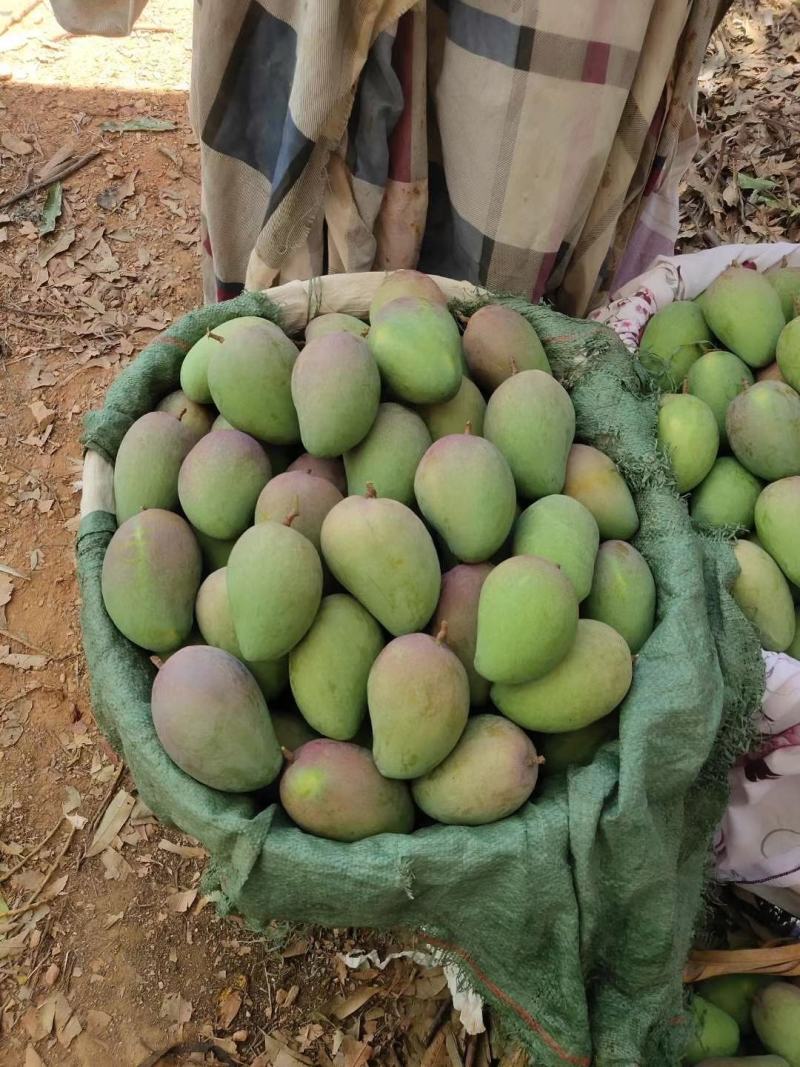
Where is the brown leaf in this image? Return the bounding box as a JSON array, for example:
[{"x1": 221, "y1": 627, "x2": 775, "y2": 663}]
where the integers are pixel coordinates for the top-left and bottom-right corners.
[
  {"x1": 87, "y1": 1009, "x2": 112, "y2": 1035},
  {"x1": 57, "y1": 1013, "x2": 83, "y2": 1048},
  {"x1": 24, "y1": 1046, "x2": 45, "y2": 1067},
  {"x1": 103, "y1": 911, "x2": 124, "y2": 930},
  {"x1": 2, "y1": 131, "x2": 32, "y2": 155},
  {"x1": 329, "y1": 987, "x2": 380, "y2": 1021},
  {"x1": 85, "y1": 789, "x2": 135, "y2": 857},
  {"x1": 36, "y1": 138, "x2": 77, "y2": 181},
  {"x1": 217, "y1": 988, "x2": 243, "y2": 1030},
  {"x1": 100, "y1": 847, "x2": 133, "y2": 881},
  {"x1": 96, "y1": 171, "x2": 136, "y2": 211},
  {"x1": 0, "y1": 647, "x2": 47, "y2": 670},
  {"x1": 160, "y1": 993, "x2": 192, "y2": 1025},
  {"x1": 29, "y1": 400, "x2": 55, "y2": 429},
  {"x1": 37, "y1": 229, "x2": 75, "y2": 267},
  {"x1": 0, "y1": 261, "x2": 21, "y2": 279},
  {"x1": 157, "y1": 838, "x2": 206, "y2": 860},
  {"x1": 166, "y1": 887, "x2": 197, "y2": 913}
]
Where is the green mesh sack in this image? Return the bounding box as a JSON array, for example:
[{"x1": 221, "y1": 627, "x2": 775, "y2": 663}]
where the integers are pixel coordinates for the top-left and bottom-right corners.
[{"x1": 77, "y1": 279, "x2": 763, "y2": 1066}]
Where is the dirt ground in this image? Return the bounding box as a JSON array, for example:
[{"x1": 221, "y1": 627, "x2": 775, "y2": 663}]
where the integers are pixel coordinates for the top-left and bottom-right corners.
[{"x1": 0, "y1": 1, "x2": 796, "y2": 1065}]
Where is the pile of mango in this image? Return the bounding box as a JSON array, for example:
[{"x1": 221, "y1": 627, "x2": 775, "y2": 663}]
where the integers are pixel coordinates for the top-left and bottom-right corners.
[
  {"x1": 686, "y1": 974, "x2": 800, "y2": 1065},
  {"x1": 641, "y1": 264, "x2": 800, "y2": 654},
  {"x1": 101, "y1": 269, "x2": 652, "y2": 842}
]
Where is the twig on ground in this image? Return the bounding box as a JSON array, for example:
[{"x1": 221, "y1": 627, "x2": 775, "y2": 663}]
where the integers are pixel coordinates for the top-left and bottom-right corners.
[
  {"x1": 2, "y1": 823, "x2": 77, "y2": 919},
  {"x1": 0, "y1": 628, "x2": 49, "y2": 654},
  {"x1": 0, "y1": 817, "x2": 64, "y2": 884},
  {"x1": 0, "y1": 148, "x2": 103, "y2": 211}
]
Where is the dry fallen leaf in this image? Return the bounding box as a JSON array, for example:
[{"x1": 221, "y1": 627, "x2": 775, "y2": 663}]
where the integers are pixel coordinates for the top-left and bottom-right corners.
[
  {"x1": 160, "y1": 992, "x2": 192, "y2": 1025},
  {"x1": 24, "y1": 1045, "x2": 45, "y2": 1067},
  {"x1": 166, "y1": 887, "x2": 197, "y2": 913},
  {"x1": 157, "y1": 838, "x2": 206, "y2": 860},
  {"x1": 103, "y1": 911, "x2": 124, "y2": 930},
  {"x1": 1, "y1": 131, "x2": 32, "y2": 155},
  {"x1": 217, "y1": 987, "x2": 243, "y2": 1030},
  {"x1": 329, "y1": 986, "x2": 380, "y2": 1021},
  {"x1": 37, "y1": 228, "x2": 75, "y2": 267},
  {"x1": 29, "y1": 400, "x2": 55, "y2": 429},
  {"x1": 0, "y1": 647, "x2": 47, "y2": 671},
  {"x1": 87, "y1": 1009, "x2": 112, "y2": 1035},
  {"x1": 62, "y1": 785, "x2": 82, "y2": 815},
  {"x1": 85, "y1": 789, "x2": 135, "y2": 858}
]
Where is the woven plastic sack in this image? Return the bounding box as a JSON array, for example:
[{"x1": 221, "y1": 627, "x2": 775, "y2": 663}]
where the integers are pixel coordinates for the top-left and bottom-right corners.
[{"x1": 77, "y1": 273, "x2": 763, "y2": 1066}]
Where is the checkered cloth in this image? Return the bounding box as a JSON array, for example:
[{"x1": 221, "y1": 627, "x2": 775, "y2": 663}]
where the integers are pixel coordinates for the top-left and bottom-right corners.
[{"x1": 51, "y1": 0, "x2": 729, "y2": 314}]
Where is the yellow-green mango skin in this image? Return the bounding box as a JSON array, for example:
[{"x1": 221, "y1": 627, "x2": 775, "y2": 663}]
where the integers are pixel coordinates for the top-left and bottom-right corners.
[
  {"x1": 180, "y1": 329, "x2": 224, "y2": 404},
  {"x1": 254, "y1": 471, "x2": 343, "y2": 552},
  {"x1": 755, "y1": 477, "x2": 800, "y2": 587},
  {"x1": 431, "y1": 563, "x2": 493, "y2": 706},
  {"x1": 752, "y1": 981, "x2": 800, "y2": 1067},
  {"x1": 732, "y1": 541, "x2": 795, "y2": 651},
  {"x1": 690, "y1": 458, "x2": 762, "y2": 532},
  {"x1": 698, "y1": 973, "x2": 772, "y2": 1035},
  {"x1": 727, "y1": 381, "x2": 800, "y2": 481},
  {"x1": 513, "y1": 494, "x2": 599, "y2": 601},
  {"x1": 417, "y1": 377, "x2": 486, "y2": 440},
  {"x1": 320, "y1": 494, "x2": 440, "y2": 636},
  {"x1": 194, "y1": 568, "x2": 288, "y2": 701},
  {"x1": 537, "y1": 715, "x2": 617, "y2": 776},
  {"x1": 687, "y1": 350, "x2": 754, "y2": 445},
  {"x1": 280, "y1": 739, "x2": 414, "y2": 841},
  {"x1": 305, "y1": 313, "x2": 369, "y2": 342},
  {"x1": 369, "y1": 269, "x2": 447, "y2": 319},
  {"x1": 270, "y1": 710, "x2": 319, "y2": 753},
  {"x1": 492, "y1": 619, "x2": 632, "y2": 732},
  {"x1": 102, "y1": 509, "x2": 201, "y2": 654},
  {"x1": 684, "y1": 996, "x2": 740, "y2": 1065},
  {"x1": 462, "y1": 304, "x2": 551, "y2": 392},
  {"x1": 767, "y1": 265, "x2": 800, "y2": 321},
  {"x1": 777, "y1": 318, "x2": 800, "y2": 392},
  {"x1": 368, "y1": 633, "x2": 469, "y2": 779},
  {"x1": 699, "y1": 266, "x2": 785, "y2": 368},
  {"x1": 789, "y1": 608, "x2": 800, "y2": 660},
  {"x1": 114, "y1": 411, "x2": 196, "y2": 525},
  {"x1": 291, "y1": 332, "x2": 380, "y2": 457},
  {"x1": 411, "y1": 715, "x2": 539, "y2": 825},
  {"x1": 368, "y1": 296, "x2": 462, "y2": 404},
  {"x1": 344, "y1": 402, "x2": 431, "y2": 505},
  {"x1": 414, "y1": 434, "x2": 516, "y2": 563},
  {"x1": 178, "y1": 429, "x2": 271, "y2": 540},
  {"x1": 227, "y1": 521, "x2": 323, "y2": 661},
  {"x1": 193, "y1": 528, "x2": 236, "y2": 573},
  {"x1": 152, "y1": 646, "x2": 283, "y2": 793},
  {"x1": 475, "y1": 555, "x2": 578, "y2": 685},
  {"x1": 289, "y1": 594, "x2": 384, "y2": 741},
  {"x1": 639, "y1": 300, "x2": 712, "y2": 389},
  {"x1": 156, "y1": 389, "x2": 215, "y2": 440},
  {"x1": 563, "y1": 444, "x2": 639, "y2": 540},
  {"x1": 207, "y1": 316, "x2": 300, "y2": 443},
  {"x1": 583, "y1": 540, "x2": 656, "y2": 653},
  {"x1": 658, "y1": 393, "x2": 719, "y2": 493},
  {"x1": 287, "y1": 453, "x2": 347, "y2": 495},
  {"x1": 484, "y1": 370, "x2": 575, "y2": 499}
]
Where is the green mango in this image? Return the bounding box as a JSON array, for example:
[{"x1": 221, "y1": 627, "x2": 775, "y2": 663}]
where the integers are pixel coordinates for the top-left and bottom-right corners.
[
  {"x1": 699, "y1": 266, "x2": 785, "y2": 367},
  {"x1": 755, "y1": 477, "x2": 800, "y2": 586},
  {"x1": 114, "y1": 411, "x2": 196, "y2": 524},
  {"x1": 369, "y1": 269, "x2": 447, "y2": 319},
  {"x1": 368, "y1": 630, "x2": 469, "y2": 779},
  {"x1": 788, "y1": 608, "x2": 800, "y2": 659},
  {"x1": 178, "y1": 429, "x2": 271, "y2": 540},
  {"x1": 291, "y1": 332, "x2": 380, "y2": 457},
  {"x1": 344, "y1": 402, "x2": 431, "y2": 505},
  {"x1": 777, "y1": 319, "x2": 800, "y2": 393},
  {"x1": 462, "y1": 304, "x2": 551, "y2": 392},
  {"x1": 752, "y1": 981, "x2": 800, "y2": 1067},
  {"x1": 583, "y1": 540, "x2": 656, "y2": 653},
  {"x1": 538, "y1": 715, "x2": 618, "y2": 775},
  {"x1": 759, "y1": 363, "x2": 787, "y2": 383},
  {"x1": 658, "y1": 393, "x2": 719, "y2": 492},
  {"x1": 212, "y1": 414, "x2": 235, "y2": 430},
  {"x1": 684, "y1": 996, "x2": 740, "y2": 1065},
  {"x1": 368, "y1": 296, "x2": 462, "y2": 403},
  {"x1": 484, "y1": 370, "x2": 575, "y2": 499},
  {"x1": 414, "y1": 432, "x2": 517, "y2": 563},
  {"x1": 727, "y1": 382, "x2": 800, "y2": 481},
  {"x1": 180, "y1": 327, "x2": 226, "y2": 403},
  {"x1": 431, "y1": 563, "x2": 493, "y2": 706},
  {"x1": 698, "y1": 973, "x2": 772, "y2": 1034},
  {"x1": 690, "y1": 458, "x2": 762, "y2": 532},
  {"x1": 193, "y1": 529, "x2": 236, "y2": 572},
  {"x1": 513, "y1": 494, "x2": 599, "y2": 601},
  {"x1": 417, "y1": 376, "x2": 486, "y2": 440},
  {"x1": 156, "y1": 389, "x2": 214, "y2": 440},
  {"x1": 287, "y1": 452, "x2": 347, "y2": 495},
  {"x1": 254, "y1": 470, "x2": 342, "y2": 551},
  {"x1": 412, "y1": 715, "x2": 540, "y2": 825},
  {"x1": 320, "y1": 490, "x2": 440, "y2": 636},
  {"x1": 639, "y1": 300, "x2": 712, "y2": 388},
  {"x1": 732, "y1": 540, "x2": 795, "y2": 651},
  {"x1": 474, "y1": 555, "x2": 578, "y2": 684},
  {"x1": 687, "y1": 350, "x2": 754, "y2": 445},
  {"x1": 563, "y1": 444, "x2": 639, "y2": 540},
  {"x1": 767, "y1": 264, "x2": 800, "y2": 321},
  {"x1": 289, "y1": 594, "x2": 384, "y2": 741},
  {"x1": 270, "y1": 709, "x2": 319, "y2": 753},
  {"x1": 305, "y1": 313, "x2": 369, "y2": 342},
  {"x1": 491, "y1": 619, "x2": 632, "y2": 732}
]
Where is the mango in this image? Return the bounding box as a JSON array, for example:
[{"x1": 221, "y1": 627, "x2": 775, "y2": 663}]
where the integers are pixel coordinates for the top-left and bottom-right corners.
[
  {"x1": 691, "y1": 458, "x2": 762, "y2": 532},
  {"x1": 291, "y1": 332, "x2": 380, "y2": 456},
  {"x1": 777, "y1": 319, "x2": 800, "y2": 393},
  {"x1": 305, "y1": 313, "x2": 369, "y2": 342},
  {"x1": 270, "y1": 709, "x2": 319, "y2": 753},
  {"x1": 369, "y1": 269, "x2": 447, "y2": 319},
  {"x1": 759, "y1": 363, "x2": 787, "y2": 383},
  {"x1": 767, "y1": 265, "x2": 800, "y2": 320},
  {"x1": 475, "y1": 556, "x2": 578, "y2": 684},
  {"x1": 538, "y1": 714, "x2": 617, "y2": 775},
  {"x1": 699, "y1": 266, "x2": 785, "y2": 367},
  {"x1": 732, "y1": 541, "x2": 795, "y2": 652},
  {"x1": 431, "y1": 563, "x2": 493, "y2": 706},
  {"x1": 206, "y1": 316, "x2": 300, "y2": 443},
  {"x1": 414, "y1": 432, "x2": 516, "y2": 563},
  {"x1": 287, "y1": 452, "x2": 347, "y2": 495},
  {"x1": 102, "y1": 509, "x2": 201, "y2": 653},
  {"x1": 156, "y1": 389, "x2": 214, "y2": 440},
  {"x1": 254, "y1": 470, "x2": 342, "y2": 551},
  {"x1": 752, "y1": 982, "x2": 800, "y2": 1066},
  {"x1": 512, "y1": 495, "x2": 599, "y2": 601},
  {"x1": 114, "y1": 411, "x2": 196, "y2": 524},
  {"x1": 227, "y1": 519, "x2": 323, "y2": 660},
  {"x1": 320, "y1": 489, "x2": 440, "y2": 635},
  {"x1": 492, "y1": 619, "x2": 632, "y2": 732},
  {"x1": 289, "y1": 594, "x2": 384, "y2": 740},
  {"x1": 583, "y1": 540, "x2": 656, "y2": 653},
  {"x1": 417, "y1": 376, "x2": 486, "y2": 440},
  {"x1": 178, "y1": 429, "x2": 271, "y2": 540},
  {"x1": 755, "y1": 478, "x2": 800, "y2": 586},
  {"x1": 563, "y1": 444, "x2": 639, "y2": 540},
  {"x1": 687, "y1": 350, "x2": 755, "y2": 445},
  {"x1": 152, "y1": 645, "x2": 282, "y2": 792},
  {"x1": 412, "y1": 714, "x2": 540, "y2": 825},
  {"x1": 180, "y1": 328, "x2": 225, "y2": 404},
  {"x1": 789, "y1": 609, "x2": 800, "y2": 660},
  {"x1": 344, "y1": 402, "x2": 431, "y2": 505},
  {"x1": 368, "y1": 628, "x2": 469, "y2": 779},
  {"x1": 684, "y1": 996, "x2": 740, "y2": 1065},
  {"x1": 368, "y1": 296, "x2": 462, "y2": 403},
  {"x1": 484, "y1": 370, "x2": 575, "y2": 499},
  {"x1": 212, "y1": 414, "x2": 234, "y2": 431},
  {"x1": 462, "y1": 304, "x2": 551, "y2": 392},
  {"x1": 699, "y1": 974, "x2": 772, "y2": 1034},
  {"x1": 193, "y1": 529, "x2": 236, "y2": 572},
  {"x1": 280, "y1": 739, "x2": 414, "y2": 841},
  {"x1": 639, "y1": 300, "x2": 712, "y2": 388},
  {"x1": 658, "y1": 393, "x2": 719, "y2": 492},
  {"x1": 727, "y1": 381, "x2": 800, "y2": 481}
]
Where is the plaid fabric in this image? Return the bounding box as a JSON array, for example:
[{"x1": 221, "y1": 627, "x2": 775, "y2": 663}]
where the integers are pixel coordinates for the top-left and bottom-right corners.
[{"x1": 50, "y1": 0, "x2": 728, "y2": 315}]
